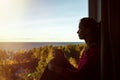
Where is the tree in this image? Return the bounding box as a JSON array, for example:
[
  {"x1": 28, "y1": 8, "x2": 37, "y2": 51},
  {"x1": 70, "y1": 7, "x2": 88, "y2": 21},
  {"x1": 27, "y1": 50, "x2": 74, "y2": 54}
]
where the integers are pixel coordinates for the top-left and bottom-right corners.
[{"x1": 0, "y1": 49, "x2": 7, "y2": 64}]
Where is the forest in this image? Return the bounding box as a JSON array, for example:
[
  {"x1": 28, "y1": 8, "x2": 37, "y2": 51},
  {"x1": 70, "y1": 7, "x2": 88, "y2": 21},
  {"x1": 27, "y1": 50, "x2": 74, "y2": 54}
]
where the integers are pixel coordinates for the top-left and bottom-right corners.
[{"x1": 0, "y1": 44, "x2": 85, "y2": 80}]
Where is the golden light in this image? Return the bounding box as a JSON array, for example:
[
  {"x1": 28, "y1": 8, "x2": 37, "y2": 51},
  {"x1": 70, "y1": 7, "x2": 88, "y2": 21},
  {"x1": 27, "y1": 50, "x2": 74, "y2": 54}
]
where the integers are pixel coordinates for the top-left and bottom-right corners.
[{"x1": 0, "y1": 0, "x2": 27, "y2": 42}]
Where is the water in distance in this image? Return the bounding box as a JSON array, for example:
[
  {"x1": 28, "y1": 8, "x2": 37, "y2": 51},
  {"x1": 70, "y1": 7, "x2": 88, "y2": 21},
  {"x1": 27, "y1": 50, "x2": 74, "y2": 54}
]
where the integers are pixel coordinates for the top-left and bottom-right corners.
[{"x1": 0, "y1": 42, "x2": 85, "y2": 51}]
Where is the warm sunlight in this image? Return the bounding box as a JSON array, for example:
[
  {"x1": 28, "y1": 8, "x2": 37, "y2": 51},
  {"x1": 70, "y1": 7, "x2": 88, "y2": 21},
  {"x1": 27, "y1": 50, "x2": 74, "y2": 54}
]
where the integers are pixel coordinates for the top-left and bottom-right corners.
[
  {"x1": 0, "y1": 0, "x2": 88, "y2": 42},
  {"x1": 0, "y1": 0, "x2": 27, "y2": 42},
  {"x1": 0, "y1": 1, "x2": 88, "y2": 79}
]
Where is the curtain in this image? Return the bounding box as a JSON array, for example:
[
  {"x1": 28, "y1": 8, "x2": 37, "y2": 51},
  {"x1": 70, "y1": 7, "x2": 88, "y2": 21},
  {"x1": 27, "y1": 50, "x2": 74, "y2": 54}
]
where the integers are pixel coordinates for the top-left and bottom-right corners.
[{"x1": 101, "y1": 0, "x2": 120, "y2": 80}]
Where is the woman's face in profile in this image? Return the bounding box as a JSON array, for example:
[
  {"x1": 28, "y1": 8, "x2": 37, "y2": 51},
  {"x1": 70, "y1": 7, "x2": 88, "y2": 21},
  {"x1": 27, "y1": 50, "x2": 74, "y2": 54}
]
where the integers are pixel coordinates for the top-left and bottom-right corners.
[{"x1": 77, "y1": 22, "x2": 88, "y2": 39}]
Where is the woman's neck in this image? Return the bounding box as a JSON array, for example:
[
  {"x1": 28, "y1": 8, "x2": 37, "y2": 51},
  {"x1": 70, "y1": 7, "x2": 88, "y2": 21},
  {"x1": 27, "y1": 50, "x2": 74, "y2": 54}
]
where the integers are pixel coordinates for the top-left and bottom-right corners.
[{"x1": 85, "y1": 39, "x2": 97, "y2": 48}]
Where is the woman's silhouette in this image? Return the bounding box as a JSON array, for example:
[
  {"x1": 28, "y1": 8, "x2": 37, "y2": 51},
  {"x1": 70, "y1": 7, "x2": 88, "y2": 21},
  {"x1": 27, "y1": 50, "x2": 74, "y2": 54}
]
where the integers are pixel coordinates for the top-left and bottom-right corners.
[{"x1": 40, "y1": 17, "x2": 101, "y2": 80}]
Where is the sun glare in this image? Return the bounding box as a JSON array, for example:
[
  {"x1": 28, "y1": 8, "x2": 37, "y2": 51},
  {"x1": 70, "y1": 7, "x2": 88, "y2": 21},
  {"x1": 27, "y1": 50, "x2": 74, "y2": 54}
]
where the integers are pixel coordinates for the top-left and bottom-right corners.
[
  {"x1": 0, "y1": 0, "x2": 27, "y2": 42},
  {"x1": 0, "y1": 0, "x2": 88, "y2": 42}
]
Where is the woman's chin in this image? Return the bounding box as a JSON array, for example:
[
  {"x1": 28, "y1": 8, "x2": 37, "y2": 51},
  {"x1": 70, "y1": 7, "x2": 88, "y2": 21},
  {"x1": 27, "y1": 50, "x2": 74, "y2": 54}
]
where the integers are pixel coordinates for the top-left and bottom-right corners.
[{"x1": 79, "y1": 37, "x2": 83, "y2": 39}]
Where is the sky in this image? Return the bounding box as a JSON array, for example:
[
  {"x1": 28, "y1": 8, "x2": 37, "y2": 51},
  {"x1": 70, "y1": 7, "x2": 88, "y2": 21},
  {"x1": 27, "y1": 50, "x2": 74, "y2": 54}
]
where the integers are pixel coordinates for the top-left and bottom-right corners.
[{"x1": 0, "y1": 0, "x2": 88, "y2": 42}]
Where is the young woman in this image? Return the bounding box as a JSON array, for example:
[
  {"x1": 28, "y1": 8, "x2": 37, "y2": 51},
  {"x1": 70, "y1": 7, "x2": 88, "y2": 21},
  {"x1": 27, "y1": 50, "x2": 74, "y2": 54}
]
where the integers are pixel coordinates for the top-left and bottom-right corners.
[{"x1": 41, "y1": 17, "x2": 101, "y2": 80}]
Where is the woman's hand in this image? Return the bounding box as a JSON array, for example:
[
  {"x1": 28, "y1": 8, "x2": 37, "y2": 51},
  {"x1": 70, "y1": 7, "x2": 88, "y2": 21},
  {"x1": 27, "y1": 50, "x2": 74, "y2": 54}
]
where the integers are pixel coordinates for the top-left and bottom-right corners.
[
  {"x1": 53, "y1": 48, "x2": 65, "y2": 58},
  {"x1": 52, "y1": 48, "x2": 68, "y2": 66}
]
